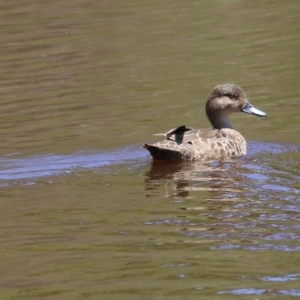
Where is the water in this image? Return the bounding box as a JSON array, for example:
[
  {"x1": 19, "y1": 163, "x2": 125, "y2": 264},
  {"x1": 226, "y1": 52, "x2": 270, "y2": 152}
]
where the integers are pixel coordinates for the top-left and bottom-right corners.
[{"x1": 0, "y1": 0, "x2": 300, "y2": 299}]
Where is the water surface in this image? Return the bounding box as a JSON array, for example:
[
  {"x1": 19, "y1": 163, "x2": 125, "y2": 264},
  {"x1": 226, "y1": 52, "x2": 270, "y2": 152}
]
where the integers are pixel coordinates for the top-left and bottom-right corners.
[{"x1": 0, "y1": 0, "x2": 300, "y2": 299}]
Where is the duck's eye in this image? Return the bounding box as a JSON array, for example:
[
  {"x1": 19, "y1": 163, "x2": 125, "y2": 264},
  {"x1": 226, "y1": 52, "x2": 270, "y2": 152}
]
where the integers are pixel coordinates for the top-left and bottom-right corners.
[{"x1": 226, "y1": 93, "x2": 236, "y2": 100}]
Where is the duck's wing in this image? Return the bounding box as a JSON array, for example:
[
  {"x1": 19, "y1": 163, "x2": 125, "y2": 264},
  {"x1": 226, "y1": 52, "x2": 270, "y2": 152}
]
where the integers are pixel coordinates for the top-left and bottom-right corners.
[
  {"x1": 153, "y1": 125, "x2": 194, "y2": 139},
  {"x1": 155, "y1": 125, "x2": 220, "y2": 144},
  {"x1": 167, "y1": 127, "x2": 222, "y2": 144}
]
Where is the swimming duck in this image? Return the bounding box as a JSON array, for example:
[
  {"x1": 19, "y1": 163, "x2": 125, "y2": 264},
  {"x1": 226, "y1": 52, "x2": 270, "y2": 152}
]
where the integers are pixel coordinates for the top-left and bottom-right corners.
[{"x1": 143, "y1": 84, "x2": 267, "y2": 161}]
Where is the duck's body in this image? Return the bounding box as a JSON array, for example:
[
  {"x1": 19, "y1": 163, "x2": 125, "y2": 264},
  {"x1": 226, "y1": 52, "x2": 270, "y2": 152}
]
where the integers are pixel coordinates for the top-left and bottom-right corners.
[
  {"x1": 144, "y1": 84, "x2": 267, "y2": 161},
  {"x1": 144, "y1": 125, "x2": 247, "y2": 161}
]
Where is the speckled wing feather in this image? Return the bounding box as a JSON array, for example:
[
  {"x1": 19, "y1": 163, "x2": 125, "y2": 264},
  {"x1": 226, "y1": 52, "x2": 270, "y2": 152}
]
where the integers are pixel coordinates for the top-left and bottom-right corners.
[{"x1": 144, "y1": 125, "x2": 247, "y2": 161}]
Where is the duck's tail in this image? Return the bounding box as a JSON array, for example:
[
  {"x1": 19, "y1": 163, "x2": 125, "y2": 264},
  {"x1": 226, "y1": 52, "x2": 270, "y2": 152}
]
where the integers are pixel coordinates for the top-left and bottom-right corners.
[{"x1": 143, "y1": 143, "x2": 183, "y2": 161}]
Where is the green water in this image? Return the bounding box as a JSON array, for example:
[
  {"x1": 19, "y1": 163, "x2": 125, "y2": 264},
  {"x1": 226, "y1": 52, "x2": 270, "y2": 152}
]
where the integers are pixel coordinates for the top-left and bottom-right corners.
[{"x1": 0, "y1": 0, "x2": 300, "y2": 299}]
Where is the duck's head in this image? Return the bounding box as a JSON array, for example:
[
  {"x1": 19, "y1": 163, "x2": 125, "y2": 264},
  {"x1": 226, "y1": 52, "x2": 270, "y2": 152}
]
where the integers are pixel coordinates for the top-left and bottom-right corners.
[{"x1": 205, "y1": 84, "x2": 267, "y2": 129}]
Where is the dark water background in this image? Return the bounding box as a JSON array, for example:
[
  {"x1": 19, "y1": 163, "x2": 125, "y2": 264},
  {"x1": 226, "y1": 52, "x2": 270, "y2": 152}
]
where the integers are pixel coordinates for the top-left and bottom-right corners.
[{"x1": 0, "y1": 0, "x2": 300, "y2": 299}]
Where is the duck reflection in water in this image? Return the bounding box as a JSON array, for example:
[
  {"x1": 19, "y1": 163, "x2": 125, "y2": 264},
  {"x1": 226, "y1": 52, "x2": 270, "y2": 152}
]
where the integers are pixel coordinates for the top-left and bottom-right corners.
[{"x1": 144, "y1": 158, "x2": 247, "y2": 200}]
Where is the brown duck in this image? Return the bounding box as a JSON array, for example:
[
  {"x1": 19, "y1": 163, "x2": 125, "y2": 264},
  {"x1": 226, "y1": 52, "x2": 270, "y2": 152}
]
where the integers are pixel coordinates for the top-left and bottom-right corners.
[{"x1": 143, "y1": 84, "x2": 267, "y2": 161}]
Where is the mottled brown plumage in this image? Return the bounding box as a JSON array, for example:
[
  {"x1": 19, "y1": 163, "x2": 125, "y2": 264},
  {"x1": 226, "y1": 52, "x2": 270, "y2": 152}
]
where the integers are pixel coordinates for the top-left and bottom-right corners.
[{"x1": 144, "y1": 84, "x2": 267, "y2": 161}]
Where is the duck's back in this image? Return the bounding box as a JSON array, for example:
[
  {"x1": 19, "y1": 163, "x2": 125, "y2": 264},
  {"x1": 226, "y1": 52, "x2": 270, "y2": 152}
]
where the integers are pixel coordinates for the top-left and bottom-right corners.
[{"x1": 143, "y1": 125, "x2": 246, "y2": 161}]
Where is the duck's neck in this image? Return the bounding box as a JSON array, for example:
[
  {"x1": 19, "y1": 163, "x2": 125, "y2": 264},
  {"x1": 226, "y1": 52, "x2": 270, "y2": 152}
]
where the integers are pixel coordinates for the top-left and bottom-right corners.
[{"x1": 207, "y1": 113, "x2": 233, "y2": 130}]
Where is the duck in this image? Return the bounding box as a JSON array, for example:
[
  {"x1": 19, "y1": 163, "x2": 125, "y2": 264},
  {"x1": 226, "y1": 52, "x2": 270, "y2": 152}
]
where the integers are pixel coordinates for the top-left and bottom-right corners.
[{"x1": 143, "y1": 84, "x2": 267, "y2": 161}]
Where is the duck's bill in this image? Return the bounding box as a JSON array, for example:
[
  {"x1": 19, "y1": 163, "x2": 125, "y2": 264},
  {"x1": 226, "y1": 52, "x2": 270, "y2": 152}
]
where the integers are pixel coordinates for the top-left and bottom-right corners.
[{"x1": 242, "y1": 102, "x2": 267, "y2": 117}]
